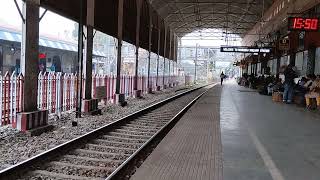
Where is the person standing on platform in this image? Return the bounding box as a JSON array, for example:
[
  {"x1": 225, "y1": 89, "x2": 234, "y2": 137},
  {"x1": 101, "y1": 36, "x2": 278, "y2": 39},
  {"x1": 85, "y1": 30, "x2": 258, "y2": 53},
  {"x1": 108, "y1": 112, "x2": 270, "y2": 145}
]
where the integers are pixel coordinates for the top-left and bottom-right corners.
[
  {"x1": 220, "y1": 72, "x2": 225, "y2": 85},
  {"x1": 283, "y1": 64, "x2": 297, "y2": 104}
]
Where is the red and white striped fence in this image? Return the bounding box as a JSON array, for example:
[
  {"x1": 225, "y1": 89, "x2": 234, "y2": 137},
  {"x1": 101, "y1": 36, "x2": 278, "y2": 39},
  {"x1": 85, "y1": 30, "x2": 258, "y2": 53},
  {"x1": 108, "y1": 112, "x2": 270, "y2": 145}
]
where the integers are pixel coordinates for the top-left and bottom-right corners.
[
  {"x1": 0, "y1": 72, "x2": 23, "y2": 126},
  {"x1": 0, "y1": 72, "x2": 181, "y2": 126},
  {"x1": 37, "y1": 72, "x2": 78, "y2": 114}
]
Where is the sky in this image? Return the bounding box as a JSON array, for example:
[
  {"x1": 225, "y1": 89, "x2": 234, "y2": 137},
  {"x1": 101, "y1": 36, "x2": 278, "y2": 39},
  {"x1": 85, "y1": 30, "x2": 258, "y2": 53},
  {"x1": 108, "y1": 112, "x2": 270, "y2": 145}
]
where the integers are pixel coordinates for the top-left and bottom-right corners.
[
  {"x1": 181, "y1": 29, "x2": 242, "y2": 65},
  {"x1": 0, "y1": 0, "x2": 76, "y2": 41}
]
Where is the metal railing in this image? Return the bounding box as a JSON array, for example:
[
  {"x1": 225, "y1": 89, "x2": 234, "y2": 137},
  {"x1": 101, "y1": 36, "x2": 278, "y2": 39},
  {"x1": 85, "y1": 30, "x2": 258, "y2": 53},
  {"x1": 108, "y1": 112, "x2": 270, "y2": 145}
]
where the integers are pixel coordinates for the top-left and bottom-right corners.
[{"x1": 0, "y1": 72, "x2": 182, "y2": 126}]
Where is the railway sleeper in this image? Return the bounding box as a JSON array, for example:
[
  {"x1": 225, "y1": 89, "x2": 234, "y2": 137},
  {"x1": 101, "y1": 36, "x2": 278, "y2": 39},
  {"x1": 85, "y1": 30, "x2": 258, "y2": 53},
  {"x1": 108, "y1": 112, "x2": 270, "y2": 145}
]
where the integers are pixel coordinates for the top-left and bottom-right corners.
[
  {"x1": 125, "y1": 123, "x2": 161, "y2": 130},
  {"x1": 127, "y1": 122, "x2": 164, "y2": 129},
  {"x1": 93, "y1": 139, "x2": 142, "y2": 148},
  {"x1": 128, "y1": 121, "x2": 166, "y2": 127},
  {"x1": 140, "y1": 111, "x2": 175, "y2": 117},
  {"x1": 114, "y1": 128, "x2": 155, "y2": 136},
  {"x1": 138, "y1": 114, "x2": 174, "y2": 119},
  {"x1": 59, "y1": 155, "x2": 122, "y2": 168},
  {"x1": 108, "y1": 132, "x2": 151, "y2": 140},
  {"x1": 100, "y1": 135, "x2": 147, "y2": 144},
  {"x1": 45, "y1": 161, "x2": 114, "y2": 178},
  {"x1": 119, "y1": 126, "x2": 158, "y2": 133},
  {"x1": 134, "y1": 118, "x2": 170, "y2": 123},
  {"x1": 30, "y1": 170, "x2": 104, "y2": 180},
  {"x1": 71, "y1": 149, "x2": 129, "y2": 161},
  {"x1": 85, "y1": 144, "x2": 136, "y2": 154}
]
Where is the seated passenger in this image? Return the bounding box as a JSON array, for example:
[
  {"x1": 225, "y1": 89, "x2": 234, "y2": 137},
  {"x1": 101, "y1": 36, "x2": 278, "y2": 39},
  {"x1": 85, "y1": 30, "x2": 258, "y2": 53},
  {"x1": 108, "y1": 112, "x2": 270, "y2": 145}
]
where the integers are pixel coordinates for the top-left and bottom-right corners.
[
  {"x1": 267, "y1": 77, "x2": 282, "y2": 95},
  {"x1": 304, "y1": 74, "x2": 316, "y2": 89},
  {"x1": 258, "y1": 75, "x2": 269, "y2": 95},
  {"x1": 240, "y1": 76, "x2": 248, "y2": 86},
  {"x1": 248, "y1": 75, "x2": 257, "y2": 89},
  {"x1": 298, "y1": 77, "x2": 307, "y2": 86},
  {"x1": 296, "y1": 76, "x2": 313, "y2": 93},
  {"x1": 294, "y1": 77, "x2": 310, "y2": 105},
  {"x1": 305, "y1": 75, "x2": 320, "y2": 109}
]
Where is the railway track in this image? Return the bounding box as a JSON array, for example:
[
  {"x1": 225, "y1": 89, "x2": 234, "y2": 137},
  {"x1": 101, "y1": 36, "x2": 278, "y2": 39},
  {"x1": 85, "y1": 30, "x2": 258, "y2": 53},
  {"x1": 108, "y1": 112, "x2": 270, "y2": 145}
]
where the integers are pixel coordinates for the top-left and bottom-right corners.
[{"x1": 0, "y1": 84, "x2": 214, "y2": 180}]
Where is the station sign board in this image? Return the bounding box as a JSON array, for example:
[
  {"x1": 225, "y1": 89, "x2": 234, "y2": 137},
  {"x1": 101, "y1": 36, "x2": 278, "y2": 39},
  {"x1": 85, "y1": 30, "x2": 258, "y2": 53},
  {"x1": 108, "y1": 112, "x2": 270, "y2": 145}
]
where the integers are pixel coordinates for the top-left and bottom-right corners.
[
  {"x1": 279, "y1": 38, "x2": 290, "y2": 50},
  {"x1": 220, "y1": 46, "x2": 271, "y2": 53},
  {"x1": 96, "y1": 86, "x2": 107, "y2": 99},
  {"x1": 288, "y1": 17, "x2": 319, "y2": 31}
]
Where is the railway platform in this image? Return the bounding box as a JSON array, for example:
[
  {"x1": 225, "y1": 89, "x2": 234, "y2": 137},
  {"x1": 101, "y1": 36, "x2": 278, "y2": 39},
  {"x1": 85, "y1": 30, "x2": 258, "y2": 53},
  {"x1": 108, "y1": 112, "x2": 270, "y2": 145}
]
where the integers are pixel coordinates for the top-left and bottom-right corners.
[
  {"x1": 131, "y1": 80, "x2": 320, "y2": 180},
  {"x1": 130, "y1": 85, "x2": 223, "y2": 180}
]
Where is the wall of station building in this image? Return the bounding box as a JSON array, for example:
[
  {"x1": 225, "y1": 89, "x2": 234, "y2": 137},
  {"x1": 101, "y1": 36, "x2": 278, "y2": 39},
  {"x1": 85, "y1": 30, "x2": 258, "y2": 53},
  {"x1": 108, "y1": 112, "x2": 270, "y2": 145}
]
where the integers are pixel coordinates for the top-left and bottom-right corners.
[
  {"x1": 242, "y1": 0, "x2": 319, "y2": 46},
  {"x1": 0, "y1": 41, "x2": 78, "y2": 74},
  {"x1": 244, "y1": 49, "x2": 320, "y2": 77},
  {"x1": 242, "y1": 2, "x2": 320, "y2": 77},
  {"x1": 0, "y1": 37, "x2": 171, "y2": 77},
  {"x1": 244, "y1": 50, "x2": 320, "y2": 77}
]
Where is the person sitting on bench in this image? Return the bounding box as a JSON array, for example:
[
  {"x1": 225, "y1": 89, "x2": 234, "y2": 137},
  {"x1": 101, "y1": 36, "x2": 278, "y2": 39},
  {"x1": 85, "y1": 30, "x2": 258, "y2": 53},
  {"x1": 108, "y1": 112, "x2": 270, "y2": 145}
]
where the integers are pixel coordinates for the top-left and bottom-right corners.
[
  {"x1": 267, "y1": 76, "x2": 282, "y2": 95},
  {"x1": 305, "y1": 75, "x2": 320, "y2": 109}
]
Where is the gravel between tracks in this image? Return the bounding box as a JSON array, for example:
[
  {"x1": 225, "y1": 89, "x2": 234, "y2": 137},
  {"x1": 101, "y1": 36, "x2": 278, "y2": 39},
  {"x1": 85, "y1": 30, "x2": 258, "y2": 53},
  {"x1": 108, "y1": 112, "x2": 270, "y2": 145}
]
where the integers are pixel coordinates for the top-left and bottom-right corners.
[
  {"x1": 18, "y1": 84, "x2": 213, "y2": 180},
  {"x1": 0, "y1": 85, "x2": 201, "y2": 171}
]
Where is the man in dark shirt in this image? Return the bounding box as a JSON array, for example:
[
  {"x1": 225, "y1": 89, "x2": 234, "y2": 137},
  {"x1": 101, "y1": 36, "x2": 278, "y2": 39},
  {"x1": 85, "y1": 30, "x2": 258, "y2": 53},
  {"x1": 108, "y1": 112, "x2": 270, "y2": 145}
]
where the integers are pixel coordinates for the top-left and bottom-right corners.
[
  {"x1": 220, "y1": 72, "x2": 225, "y2": 85},
  {"x1": 283, "y1": 64, "x2": 297, "y2": 103}
]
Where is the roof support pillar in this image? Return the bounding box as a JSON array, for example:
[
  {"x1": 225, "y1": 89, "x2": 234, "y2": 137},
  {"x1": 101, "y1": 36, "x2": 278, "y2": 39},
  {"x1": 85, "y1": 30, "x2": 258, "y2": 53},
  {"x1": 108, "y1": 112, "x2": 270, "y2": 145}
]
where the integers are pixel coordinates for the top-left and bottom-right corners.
[
  {"x1": 172, "y1": 35, "x2": 175, "y2": 85},
  {"x1": 175, "y1": 35, "x2": 178, "y2": 61},
  {"x1": 83, "y1": 27, "x2": 94, "y2": 100},
  {"x1": 276, "y1": 32, "x2": 281, "y2": 75},
  {"x1": 83, "y1": 0, "x2": 94, "y2": 101},
  {"x1": 156, "y1": 21, "x2": 161, "y2": 90},
  {"x1": 115, "y1": 0, "x2": 125, "y2": 105},
  {"x1": 289, "y1": 53, "x2": 295, "y2": 66},
  {"x1": 76, "y1": 0, "x2": 84, "y2": 117},
  {"x1": 173, "y1": 35, "x2": 176, "y2": 62},
  {"x1": 307, "y1": 46, "x2": 316, "y2": 75},
  {"x1": 254, "y1": 63, "x2": 258, "y2": 76},
  {"x1": 81, "y1": 0, "x2": 100, "y2": 114},
  {"x1": 15, "y1": 0, "x2": 49, "y2": 132},
  {"x1": 147, "y1": 4, "x2": 153, "y2": 93},
  {"x1": 163, "y1": 26, "x2": 167, "y2": 89},
  {"x1": 261, "y1": 57, "x2": 267, "y2": 74},
  {"x1": 133, "y1": 0, "x2": 142, "y2": 98},
  {"x1": 168, "y1": 30, "x2": 172, "y2": 87},
  {"x1": 175, "y1": 35, "x2": 178, "y2": 81},
  {"x1": 20, "y1": 0, "x2": 40, "y2": 112}
]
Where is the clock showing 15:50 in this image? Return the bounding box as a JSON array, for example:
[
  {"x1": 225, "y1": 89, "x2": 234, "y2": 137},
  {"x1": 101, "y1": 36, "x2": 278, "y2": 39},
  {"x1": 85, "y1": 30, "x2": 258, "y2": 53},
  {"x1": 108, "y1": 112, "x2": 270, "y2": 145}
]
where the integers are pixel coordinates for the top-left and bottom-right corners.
[{"x1": 288, "y1": 17, "x2": 319, "y2": 31}]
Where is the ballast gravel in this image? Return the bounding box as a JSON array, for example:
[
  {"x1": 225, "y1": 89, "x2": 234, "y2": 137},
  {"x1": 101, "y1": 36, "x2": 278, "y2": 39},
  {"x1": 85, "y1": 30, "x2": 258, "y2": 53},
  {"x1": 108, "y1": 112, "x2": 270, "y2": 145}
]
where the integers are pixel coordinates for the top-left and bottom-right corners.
[{"x1": 0, "y1": 85, "x2": 197, "y2": 171}]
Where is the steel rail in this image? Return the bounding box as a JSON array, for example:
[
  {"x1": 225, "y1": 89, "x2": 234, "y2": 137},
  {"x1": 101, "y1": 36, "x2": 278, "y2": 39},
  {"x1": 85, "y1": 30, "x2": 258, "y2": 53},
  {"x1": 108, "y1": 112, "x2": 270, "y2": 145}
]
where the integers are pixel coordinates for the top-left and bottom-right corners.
[
  {"x1": 0, "y1": 83, "x2": 214, "y2": 179},
  {"x1": 106, "y1": 84, "x2": 215, "y2": 180}
]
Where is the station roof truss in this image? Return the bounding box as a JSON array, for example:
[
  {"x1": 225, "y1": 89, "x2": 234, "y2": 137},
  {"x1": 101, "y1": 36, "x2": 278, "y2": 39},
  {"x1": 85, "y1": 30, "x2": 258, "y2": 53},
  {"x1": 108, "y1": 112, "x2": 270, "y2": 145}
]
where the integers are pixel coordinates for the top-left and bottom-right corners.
[
  {"x1": 150, "y1": 0, "x2": 273, "y2": 38},
  {"x1": 38, "y1": 0, "x2": 274, "y2": 60}
]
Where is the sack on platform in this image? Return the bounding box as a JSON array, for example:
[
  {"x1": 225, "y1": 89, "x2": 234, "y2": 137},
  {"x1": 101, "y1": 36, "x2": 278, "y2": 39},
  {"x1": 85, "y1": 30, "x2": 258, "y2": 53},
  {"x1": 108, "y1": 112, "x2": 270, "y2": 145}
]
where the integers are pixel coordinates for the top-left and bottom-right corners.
[{"x1": 272, "y1": 92, "x2": 283, "y2": 102}]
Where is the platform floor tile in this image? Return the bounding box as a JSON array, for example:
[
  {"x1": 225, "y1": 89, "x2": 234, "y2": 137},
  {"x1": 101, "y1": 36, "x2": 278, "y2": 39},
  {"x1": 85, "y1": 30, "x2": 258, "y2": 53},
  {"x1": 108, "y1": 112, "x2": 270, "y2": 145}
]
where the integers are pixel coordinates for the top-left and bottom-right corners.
[{"x1": 130, "y1": 87, "x2": 223, "y2": 180}]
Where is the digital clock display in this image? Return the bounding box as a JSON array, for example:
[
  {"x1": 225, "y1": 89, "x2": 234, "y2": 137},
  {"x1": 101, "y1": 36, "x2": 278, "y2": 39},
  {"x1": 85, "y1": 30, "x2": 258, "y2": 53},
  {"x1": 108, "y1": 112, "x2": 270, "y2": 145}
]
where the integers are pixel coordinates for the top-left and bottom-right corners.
[{"x1": 288, "y1": 17, "x2": 319, "y2": 31}]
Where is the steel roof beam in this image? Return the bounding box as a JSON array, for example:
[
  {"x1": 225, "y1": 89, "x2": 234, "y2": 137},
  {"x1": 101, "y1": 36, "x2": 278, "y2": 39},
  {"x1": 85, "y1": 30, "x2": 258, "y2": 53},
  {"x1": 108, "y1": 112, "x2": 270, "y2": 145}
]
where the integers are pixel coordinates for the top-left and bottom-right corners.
[
  {"x1": 165, "y1": 1, "x2": 259, "y2": 5},
  {"x1": 161, "y1": 0, "x2": 194, "y2": 33},
  {"x1": 172, "y1": 14, "x2": 251, "y2": 32},
  {"x1": 163, "y1": 3, "x2": 258, "y2": 20},
  {"x1": 167, "y1": 12, "x2": 257, "y2": 15},
  {"x1": 167, "y1": 20, "x2": 260, "y2": 23},
  {"x1": 175, "y1": 26, "x2": 249, "y2": 30}
]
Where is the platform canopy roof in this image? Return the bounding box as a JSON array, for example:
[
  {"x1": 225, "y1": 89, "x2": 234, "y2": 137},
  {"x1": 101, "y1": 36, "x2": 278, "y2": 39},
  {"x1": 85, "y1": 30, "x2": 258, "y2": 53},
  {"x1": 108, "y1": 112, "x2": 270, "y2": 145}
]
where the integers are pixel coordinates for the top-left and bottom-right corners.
[
  {"x1": 38, "y1": 0, "x2": 273, "y2": 59},
  {"x1": 150, "y1": 0, "x2": 273, "y2": 37}
]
